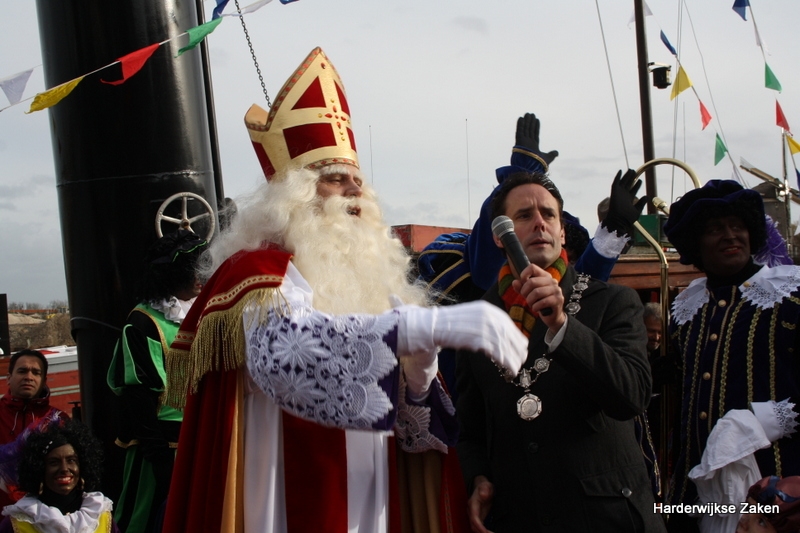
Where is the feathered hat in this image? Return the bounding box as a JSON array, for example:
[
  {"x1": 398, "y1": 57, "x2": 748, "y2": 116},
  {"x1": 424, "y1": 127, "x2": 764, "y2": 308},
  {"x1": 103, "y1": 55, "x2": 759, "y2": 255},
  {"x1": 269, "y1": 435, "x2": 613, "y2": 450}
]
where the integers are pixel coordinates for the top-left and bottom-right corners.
[{"x1": 244, "y1": 47, "x2": 359, "y2": 180}]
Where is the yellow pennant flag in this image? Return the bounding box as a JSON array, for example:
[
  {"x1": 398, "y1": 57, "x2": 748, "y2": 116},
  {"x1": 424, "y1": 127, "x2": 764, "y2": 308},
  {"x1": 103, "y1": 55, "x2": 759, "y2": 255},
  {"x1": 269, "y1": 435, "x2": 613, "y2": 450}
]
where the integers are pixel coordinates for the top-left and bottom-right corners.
[
  {"x1": 670, "y1": 66, "x2": 693, "y2": 100},
  {"x1": 788, "y1": 134, "x2": 800, "y2": 155},
  {"x1": 26, "y1": 76, "x2": 84, "y2": 113}
]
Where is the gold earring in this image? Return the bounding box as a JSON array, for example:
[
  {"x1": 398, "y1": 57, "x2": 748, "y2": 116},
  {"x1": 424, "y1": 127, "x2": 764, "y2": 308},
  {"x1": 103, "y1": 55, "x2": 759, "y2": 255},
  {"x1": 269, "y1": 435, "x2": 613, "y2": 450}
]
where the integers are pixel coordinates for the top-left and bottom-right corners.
[{"x1": 38, "y1": 482, "x2": 43, "y2": 496}]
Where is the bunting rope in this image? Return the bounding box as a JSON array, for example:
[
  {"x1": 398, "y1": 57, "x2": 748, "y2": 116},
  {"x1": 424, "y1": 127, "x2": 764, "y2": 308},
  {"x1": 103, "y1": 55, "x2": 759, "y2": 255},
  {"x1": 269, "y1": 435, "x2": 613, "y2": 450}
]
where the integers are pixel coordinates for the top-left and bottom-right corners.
[
  {"x1": 0, "y1": 0, "x2": 294, "y2": 114},
  {"x1": 626, "y1": 1, "x2": 794, "y2": 193}
]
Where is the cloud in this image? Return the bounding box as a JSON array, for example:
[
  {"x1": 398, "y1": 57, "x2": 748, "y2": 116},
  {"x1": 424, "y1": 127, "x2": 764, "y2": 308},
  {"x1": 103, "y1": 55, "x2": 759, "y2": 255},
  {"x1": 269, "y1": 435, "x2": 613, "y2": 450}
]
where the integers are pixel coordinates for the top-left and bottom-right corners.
[
  {"x1": 452, "y1": 16, "x2": 489, "y2": 35},
  {"x1": 0, "y1": 219, "x2": 67, "y2": 304},
  {"x1": 0, "y1": 175, "x2": 54, "y2": 211}
]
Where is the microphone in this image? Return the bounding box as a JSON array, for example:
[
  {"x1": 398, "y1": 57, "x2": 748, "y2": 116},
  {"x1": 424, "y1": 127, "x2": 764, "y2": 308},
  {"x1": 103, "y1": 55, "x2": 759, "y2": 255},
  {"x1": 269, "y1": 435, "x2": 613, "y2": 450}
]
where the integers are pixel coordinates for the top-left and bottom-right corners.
[{"x1": 491, "y1": 215, "x2": 552, "y2": 316}]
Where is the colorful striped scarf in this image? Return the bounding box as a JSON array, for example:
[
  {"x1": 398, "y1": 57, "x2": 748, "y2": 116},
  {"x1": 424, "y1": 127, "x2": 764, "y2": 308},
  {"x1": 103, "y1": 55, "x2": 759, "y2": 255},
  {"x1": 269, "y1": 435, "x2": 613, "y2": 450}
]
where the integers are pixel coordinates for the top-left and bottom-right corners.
[{"x1": 498, "y1": 248, "x2": 568, "y2": 337}]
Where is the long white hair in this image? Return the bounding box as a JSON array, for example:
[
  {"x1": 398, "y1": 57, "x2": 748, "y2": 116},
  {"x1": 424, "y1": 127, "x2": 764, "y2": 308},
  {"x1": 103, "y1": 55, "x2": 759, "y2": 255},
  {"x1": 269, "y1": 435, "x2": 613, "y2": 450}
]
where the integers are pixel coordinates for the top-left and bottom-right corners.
[{"x1": 199, "y1": 165, "x2": 429, "y2": 313}]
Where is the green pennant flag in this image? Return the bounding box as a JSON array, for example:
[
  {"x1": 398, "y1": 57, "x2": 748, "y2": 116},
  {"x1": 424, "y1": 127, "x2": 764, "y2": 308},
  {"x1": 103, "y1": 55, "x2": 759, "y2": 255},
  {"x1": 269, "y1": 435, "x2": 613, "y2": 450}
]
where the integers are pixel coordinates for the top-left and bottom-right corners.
[
  {"x1": 714, "y1": 133, "x2": 728, "y2": 165},
  {"x1": 177, "y1": 18, "x2": 223, "y2": 57},
  {"x1": 765, "y1": 63, "x2": 782, "y2": 92}
]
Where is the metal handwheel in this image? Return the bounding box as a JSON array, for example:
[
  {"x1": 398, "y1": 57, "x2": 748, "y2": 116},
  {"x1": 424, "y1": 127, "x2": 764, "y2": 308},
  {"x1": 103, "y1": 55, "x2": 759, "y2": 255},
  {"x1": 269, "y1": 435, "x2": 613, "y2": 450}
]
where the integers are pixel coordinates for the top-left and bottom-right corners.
[{"x1": 155, "y1": 192, "x2": 216, "y2": 241}]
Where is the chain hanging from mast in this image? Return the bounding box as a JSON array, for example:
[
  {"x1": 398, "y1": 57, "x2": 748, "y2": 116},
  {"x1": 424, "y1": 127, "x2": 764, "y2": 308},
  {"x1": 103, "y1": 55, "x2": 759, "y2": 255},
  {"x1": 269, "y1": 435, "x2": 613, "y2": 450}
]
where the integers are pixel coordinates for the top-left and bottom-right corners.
[{"x1": 234, "y1": 0, "x2": 272, "y2": 108}]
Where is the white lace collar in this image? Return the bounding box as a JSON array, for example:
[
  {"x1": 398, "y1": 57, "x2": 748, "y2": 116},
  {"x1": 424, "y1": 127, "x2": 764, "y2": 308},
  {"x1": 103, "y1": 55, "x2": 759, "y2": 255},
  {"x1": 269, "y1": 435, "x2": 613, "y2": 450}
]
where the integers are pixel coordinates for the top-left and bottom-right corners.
[
  {"x1": 671, "y1": 265, "x2": 800, "y2": 325},
  {"x1": 149, "y1": 296, "x2": 196, "y2": 324},
  {"x1": 2, "y1": 492, "x2": 112, "y2": 533}
]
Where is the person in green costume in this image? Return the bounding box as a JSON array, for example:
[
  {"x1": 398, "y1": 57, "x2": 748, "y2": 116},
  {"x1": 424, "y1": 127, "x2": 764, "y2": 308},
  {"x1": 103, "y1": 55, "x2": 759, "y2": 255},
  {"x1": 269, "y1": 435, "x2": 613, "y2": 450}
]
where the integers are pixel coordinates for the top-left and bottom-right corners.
[{"x1": 107, "y1": 230, "x2": 207, "y2": 533}]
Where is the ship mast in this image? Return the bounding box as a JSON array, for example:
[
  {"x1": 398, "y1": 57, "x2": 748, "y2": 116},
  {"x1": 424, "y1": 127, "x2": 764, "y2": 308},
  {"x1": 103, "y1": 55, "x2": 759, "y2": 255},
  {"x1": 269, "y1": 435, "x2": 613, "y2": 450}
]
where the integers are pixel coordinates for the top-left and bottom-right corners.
[{"x1": 634, "y1": 0, "x2": 658, "y2": 213}]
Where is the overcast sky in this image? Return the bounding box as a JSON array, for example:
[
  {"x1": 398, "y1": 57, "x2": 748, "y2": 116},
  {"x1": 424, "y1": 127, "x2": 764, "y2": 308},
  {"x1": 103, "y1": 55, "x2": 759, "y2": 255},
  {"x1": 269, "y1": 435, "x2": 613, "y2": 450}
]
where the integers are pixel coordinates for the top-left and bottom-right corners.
[{"x1": 2, "y1": 0, "x2": 800, "y2": 305}]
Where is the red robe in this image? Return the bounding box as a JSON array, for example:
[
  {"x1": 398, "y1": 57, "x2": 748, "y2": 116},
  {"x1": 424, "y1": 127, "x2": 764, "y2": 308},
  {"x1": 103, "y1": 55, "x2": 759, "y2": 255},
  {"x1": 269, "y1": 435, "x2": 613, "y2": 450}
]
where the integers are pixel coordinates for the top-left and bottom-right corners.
[{"x1": 162, "y1": 247, "x2": 468, "y2": 533}]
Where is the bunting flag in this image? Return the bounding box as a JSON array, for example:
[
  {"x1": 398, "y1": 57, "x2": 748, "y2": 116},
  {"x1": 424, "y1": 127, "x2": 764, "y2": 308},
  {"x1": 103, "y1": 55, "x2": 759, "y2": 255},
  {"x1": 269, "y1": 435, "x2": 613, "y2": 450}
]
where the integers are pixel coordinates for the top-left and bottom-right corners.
[
  {"x1": 660, "y1": 31, "x2": 677, "y2": 56},
  {"x1": 714, "y1": 134, "x2": 728, "y2": 165},
  {"x1": 1, "y1": 0, "x2": 289, "y2": 113},
  {"x1": 627, "y1": 1, "x2": 652, "y2": 27},
  {"x1": 0, "y1": 68, "x2": 34, "y2": 105},
  {"x1": 787, "y1": 135, "x2": 800, "y2": 156},
  {"x1": 26, "y1": 77, "x2": 84, "y2": 113},
  {"x1": 212, "y1": 0, "x2": 230, "y2": 19},
  {"x1": 101, "y1": 43, "x2": 160, "y2": 86},
  {"x1": 777, "y1": 101, "x2": 791, "y2": 132},
  {"x1": 231, "y1": 0, "x2": 273, "y2": 15},
  {"x1": 753, "y1": 23, "x2": 768, "y2": 53},
  {"x1": 177, "y1": 18, "x2": 223, "y2": 56},
  {"x1": 765, "y1": 63, "x2": 782, "y2": 92},
  {"x1": 670, "y1": 66, "x2": 693, "y2": 100},
  {"x1": 699, "y1": 101, "x2": 712, "y2": 130},
  {"x1": 732, "y1": 0, "x2": 750, "y2": 21}
]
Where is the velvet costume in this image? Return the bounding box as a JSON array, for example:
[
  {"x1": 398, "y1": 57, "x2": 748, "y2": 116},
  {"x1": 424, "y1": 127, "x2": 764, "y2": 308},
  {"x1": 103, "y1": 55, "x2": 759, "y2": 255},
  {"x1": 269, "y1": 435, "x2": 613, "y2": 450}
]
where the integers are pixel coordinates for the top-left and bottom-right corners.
[
  {"x1": 107, "y1": 303, "x2": 182, "y2": 533},
  {"x1": 668, "y1": 264, "x2": 800, "y2": 507},
  {"x1": 162, "y1": 247, "x2": 467, "y2": 533},
  {"x1": 456, "y1": 266, "x2": 666, "y2": 532}
]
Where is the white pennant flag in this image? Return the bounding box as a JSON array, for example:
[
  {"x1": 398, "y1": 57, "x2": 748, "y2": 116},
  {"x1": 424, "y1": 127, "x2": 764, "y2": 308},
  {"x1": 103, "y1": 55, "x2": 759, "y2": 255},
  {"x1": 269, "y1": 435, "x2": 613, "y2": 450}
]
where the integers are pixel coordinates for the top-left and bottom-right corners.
[
  {"x1": 224, "y1": 0, "x2": 274, "y2": 16},
  {"x1": 627, "y1": 1, "x2": 653, "y2": 28},
  {"x1": 754, "y1": 22, "x2": 770, "y2": 55},
  {"x1": 0, "y1": 68, "x2": 34, "y2": 105}
]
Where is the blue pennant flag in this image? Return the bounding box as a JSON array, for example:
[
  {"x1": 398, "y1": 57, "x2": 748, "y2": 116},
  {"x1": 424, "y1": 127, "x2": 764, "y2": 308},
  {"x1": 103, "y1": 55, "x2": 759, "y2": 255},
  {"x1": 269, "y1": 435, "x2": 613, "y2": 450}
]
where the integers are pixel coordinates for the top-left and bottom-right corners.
[
  {"x1": 212, "y1": 0, "x2": 230, "y2": 19},
  {"x1": 660, "y1": 31, "x2": 677, "y2": 56},
  {"x1": 279, "y1": 0, "x2": 299, "y2": 3},
  {"x1": 796, "y1": 169, "x2": 800, "y2": 191},
  {"x1": 732, "y1": 0, "x2": 749, "y2": 21}
]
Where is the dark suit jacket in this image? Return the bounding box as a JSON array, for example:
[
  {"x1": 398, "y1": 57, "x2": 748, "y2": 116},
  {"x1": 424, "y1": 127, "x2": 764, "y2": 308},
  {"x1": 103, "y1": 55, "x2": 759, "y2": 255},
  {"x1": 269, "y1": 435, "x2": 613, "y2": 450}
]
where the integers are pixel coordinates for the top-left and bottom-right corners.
[{"x1": 456, "y1": 267, "x2": 666, "y2": 532}]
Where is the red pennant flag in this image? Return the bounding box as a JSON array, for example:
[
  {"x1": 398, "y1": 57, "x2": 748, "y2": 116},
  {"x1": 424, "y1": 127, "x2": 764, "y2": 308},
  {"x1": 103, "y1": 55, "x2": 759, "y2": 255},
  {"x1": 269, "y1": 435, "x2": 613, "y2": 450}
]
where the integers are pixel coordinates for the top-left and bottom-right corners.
[
  {"x1": 101, "y1": 43, "x2": 160, "y2": 86},
  {"x1": 776, "y1": 100, "x2": 791, "y2": 133},
  {"x1": 699, "y1": 100, "x2": 712, "y2": 130}
]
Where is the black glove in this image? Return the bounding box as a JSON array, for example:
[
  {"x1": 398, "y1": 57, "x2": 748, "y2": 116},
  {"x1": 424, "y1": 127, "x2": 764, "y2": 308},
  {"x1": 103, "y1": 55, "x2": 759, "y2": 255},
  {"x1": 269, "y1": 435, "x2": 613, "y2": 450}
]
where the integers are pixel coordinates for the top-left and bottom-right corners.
[
  {"x1": 515, "y1": 113, "x2": 559, "y2": 167},
  {"x1": 602, "y1": 169, "x2": 649, "y2": 237}
]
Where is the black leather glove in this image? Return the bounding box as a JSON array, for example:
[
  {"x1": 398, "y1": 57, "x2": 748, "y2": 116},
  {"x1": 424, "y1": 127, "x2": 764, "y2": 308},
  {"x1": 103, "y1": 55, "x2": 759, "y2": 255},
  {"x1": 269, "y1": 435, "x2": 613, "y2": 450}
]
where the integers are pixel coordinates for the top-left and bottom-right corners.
[
  {"x1": 515, "y1": 113, "x2": 559, "y2": 167},
  {"x1": 602, "y1": 169, "x2": 649, "y2": 237}
]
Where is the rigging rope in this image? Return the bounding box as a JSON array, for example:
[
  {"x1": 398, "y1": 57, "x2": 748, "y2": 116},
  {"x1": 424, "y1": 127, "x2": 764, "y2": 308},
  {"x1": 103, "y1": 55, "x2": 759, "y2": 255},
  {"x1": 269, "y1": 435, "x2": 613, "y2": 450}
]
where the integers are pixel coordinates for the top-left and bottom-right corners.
[
  {"x1": 594, "y1": 0, "x2": 629, "y2": 169},
  {"x1": 680, "y1": 2, "x2": 746, "y2": 187}
]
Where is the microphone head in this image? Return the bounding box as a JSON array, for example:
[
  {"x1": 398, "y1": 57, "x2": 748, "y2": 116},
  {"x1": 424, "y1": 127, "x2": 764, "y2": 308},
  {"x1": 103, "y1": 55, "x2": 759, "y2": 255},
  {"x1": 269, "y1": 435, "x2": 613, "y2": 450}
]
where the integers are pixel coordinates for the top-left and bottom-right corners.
[{"x1": 491, "y1": 216, "x2": 515, "y2": 238}]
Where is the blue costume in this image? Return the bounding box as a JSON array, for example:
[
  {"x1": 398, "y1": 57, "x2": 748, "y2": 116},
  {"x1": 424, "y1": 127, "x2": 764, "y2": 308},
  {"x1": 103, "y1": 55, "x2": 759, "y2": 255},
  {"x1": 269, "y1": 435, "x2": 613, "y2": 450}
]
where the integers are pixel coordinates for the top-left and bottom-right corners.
[
  {"x1": 667, "y1": 263, "x2": 800, "y2": 505},
  {"x1": 662, "y1": 180, "x2": 800, "y2": 510}
]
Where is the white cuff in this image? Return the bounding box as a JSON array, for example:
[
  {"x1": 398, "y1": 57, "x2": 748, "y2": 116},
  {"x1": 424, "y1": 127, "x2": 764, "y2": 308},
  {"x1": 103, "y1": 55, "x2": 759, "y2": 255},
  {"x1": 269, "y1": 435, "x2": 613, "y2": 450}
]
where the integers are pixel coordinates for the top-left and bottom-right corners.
[
  {"x1": 593, "y1": 224, "x2": 630, "y2": 258},
  {"x1": 402, "y1": 353, "x2": 439, "y2": 402},
  {"x1": 751, "y1": 399, "x2": 799, "y2": 442},
  {"x1": 396, "y1": 306, "x2": 436, "y2": 356},
  {"x1": 544, "y1": 316, "x2": 568, "y2": 352}
]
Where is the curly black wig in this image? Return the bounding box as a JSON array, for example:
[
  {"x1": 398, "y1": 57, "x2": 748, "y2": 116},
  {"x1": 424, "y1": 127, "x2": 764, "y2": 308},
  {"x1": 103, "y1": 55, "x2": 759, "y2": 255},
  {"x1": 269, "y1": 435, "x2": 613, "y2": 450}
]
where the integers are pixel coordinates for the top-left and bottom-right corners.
[
  {"x1": 18, "y1": 419, "x2": 104, "y2": 494},
  {"x1": 136, "y1": 230, "x2": 208, "y2": 302}
]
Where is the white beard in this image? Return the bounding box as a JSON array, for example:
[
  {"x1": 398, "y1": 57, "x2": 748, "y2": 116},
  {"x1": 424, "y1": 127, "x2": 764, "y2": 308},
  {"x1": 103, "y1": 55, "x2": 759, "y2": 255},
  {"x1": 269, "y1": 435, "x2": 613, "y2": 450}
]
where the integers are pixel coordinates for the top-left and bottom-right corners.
[
  {"x1": 199, "y1": 165, "x2": 429, "y2": 315},
  {"x1": 285, "y1": 192, "x2": 428, "y2": 314}
]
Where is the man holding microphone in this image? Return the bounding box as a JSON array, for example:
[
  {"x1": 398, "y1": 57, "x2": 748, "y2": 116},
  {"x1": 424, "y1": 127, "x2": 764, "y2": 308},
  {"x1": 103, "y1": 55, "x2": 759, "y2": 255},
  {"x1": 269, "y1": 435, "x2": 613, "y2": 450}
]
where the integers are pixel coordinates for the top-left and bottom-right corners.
[{"x1": 455, "y1": 171, "x2": 665, "y2": 532}]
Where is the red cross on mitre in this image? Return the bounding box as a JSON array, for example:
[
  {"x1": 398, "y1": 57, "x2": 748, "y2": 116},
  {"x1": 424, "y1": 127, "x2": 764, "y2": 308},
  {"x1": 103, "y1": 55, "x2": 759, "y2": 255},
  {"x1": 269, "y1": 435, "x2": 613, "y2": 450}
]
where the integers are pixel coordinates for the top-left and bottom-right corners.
[{"x1": 244, "y1": 48, "x2": 359, "y2": 180}]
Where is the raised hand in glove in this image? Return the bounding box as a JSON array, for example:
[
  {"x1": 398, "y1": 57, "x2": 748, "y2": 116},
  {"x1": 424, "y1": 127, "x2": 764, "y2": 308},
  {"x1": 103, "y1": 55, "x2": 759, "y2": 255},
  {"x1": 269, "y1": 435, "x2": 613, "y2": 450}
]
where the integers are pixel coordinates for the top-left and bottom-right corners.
[
  {"x1": 514, "y1": 112, "x2": 559, "y2": 168},
  {"x1": 396, "y1": 301, "x2": 528, "y2": 392},
  {"x1": 602, "y1": 169, "x2": 649, "y2": 237}
]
